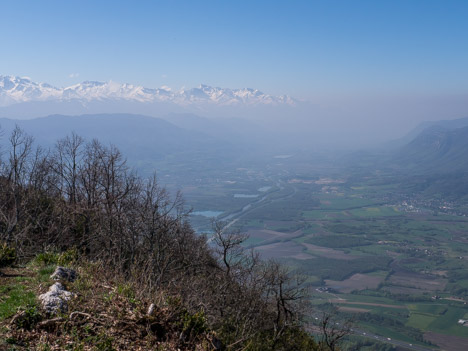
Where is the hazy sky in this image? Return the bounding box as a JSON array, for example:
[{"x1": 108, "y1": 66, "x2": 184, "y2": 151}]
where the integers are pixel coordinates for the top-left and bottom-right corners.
[{"x1": 2, "y1": 0, "x2": 468, "y2": 101}]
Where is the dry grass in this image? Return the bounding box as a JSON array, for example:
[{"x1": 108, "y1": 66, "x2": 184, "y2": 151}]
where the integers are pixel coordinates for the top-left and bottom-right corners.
[{"x1": 1, "y1": 262, "x2": 219, "y2": 351}]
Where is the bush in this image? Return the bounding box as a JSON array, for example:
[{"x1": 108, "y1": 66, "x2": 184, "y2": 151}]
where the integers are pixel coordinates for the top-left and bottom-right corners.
[
  {"x1": 58, "y1": 248, "x2": 79, "y2": 266},
  {"x1": 0, "y1": 241, "x2": 16, "y2": 267},
  {"x1": 34, "y1": 251, "x2": 60, "y2": 266},
  {"x1": 14, "y1": 304, "x2": 42, "y2": 330},
  {"x1": 182, "y1": 310, "x2": 207, "y2": 338},
  {"x1": 94, "y1": 335, "x2": 115, "y2": 351}
]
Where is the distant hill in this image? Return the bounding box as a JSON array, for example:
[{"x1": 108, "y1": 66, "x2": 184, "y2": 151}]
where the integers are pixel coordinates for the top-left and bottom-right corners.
[
  {"x1": 396, "y1": 125, "x2": 468, "y2": 173},
  {"x1": 387, "y1": 116, "x2": 468, "y2": 148},
  {"x1": 415, "y1": 116, "x2": 468, "y2": 131},
  {"x1": 0, "y1": 113, "x2": 215, "y2": 151},
  {"x1": 0, "y1": 114, "x2": 243, "y2": 175}
]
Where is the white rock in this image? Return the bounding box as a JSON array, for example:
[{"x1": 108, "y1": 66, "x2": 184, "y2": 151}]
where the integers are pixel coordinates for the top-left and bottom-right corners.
[
  {"x1": 39, "y1": 282, "x2": 74, "y2": 314},
  {"x1": 50, "y1": 266, "x2": 77, "y2": 282}
]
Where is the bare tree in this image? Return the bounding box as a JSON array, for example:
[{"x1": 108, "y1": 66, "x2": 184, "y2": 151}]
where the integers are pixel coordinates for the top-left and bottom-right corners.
[
  {"x1": 0, "y1": 127, "x2": 34, "y2": 246},
  {"x1": 0, "y1": 130, "x2": 319, "y2": 350},
  {"x1": 211, "y1": 220, "x2": 249, "y2": 277},
  {"x1": 318, "y1": 305, "x2": 353, "y2": 351},
  {"x1": 7, "y1": 125, "x2": 34, "y2": 187},
  {"x1": 261, "y1": 260, "x2": 310, "y2": 346},
  {"x1": 53, "y1": 133, "x2": 85, "y2": 205}
]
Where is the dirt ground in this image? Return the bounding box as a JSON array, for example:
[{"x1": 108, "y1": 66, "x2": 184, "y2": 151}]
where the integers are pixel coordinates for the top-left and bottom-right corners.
[
  {"x1": 337, "y1": 306, "x2": 370, "y2": 313},
  {"x1": 424, "y1": 331, "x2": 468, "y2": 351},
  {"x1": 329, "y1": 299, "x2": 406, "y2": 309},
  {"x1": 303, "y1": 243, "x2": 358, "y2": 260},
  {"x1": 325, "y1": 273, "x2": 384, "y2": 293},
  {"x1": 388, "y1": 271, "x2": 447, "y2": 292},
  {"x1": 255, "y1": 241, "x2": 312, "y2": 260}
]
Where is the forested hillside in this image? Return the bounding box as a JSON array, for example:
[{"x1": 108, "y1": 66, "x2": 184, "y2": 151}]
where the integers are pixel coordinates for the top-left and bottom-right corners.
[{"x1": 0, "y1": 127, "x2": 326, "y2": 350}]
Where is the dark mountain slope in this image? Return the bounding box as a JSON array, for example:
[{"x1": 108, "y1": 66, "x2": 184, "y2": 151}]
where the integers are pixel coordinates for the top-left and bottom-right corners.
[
  {"x1": 0, "y1": 114, "x2": 244, "y2": 175},
  {"x1": 395, "y1": 125, "x2": 468, "y2": 173},
  {"x1": 387, "y1": 116, "x2": 468, "y2": 148},
  {"x1": 0, "y1": 113, "x2": 216, "y2": 153}
]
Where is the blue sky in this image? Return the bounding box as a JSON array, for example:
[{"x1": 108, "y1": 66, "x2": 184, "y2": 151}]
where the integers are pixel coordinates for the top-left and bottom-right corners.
[{"x1": 1, "y1": 0, "x2": 468, "y2": 100}]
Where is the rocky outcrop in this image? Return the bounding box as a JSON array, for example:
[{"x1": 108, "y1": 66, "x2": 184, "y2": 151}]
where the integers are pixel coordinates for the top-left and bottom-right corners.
[
  {"x1": 38, "y1": 282, "x2": 74, "y2": 314},
  {"x1": 50, "y1": 266, "x2": 77, "y2": 282}
]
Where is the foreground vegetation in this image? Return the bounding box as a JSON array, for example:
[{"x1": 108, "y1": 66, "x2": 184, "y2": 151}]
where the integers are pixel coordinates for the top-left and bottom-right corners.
[
  {"x1": 0, "y1": 128, "x2": 328, "y2": 350},
  {"x1": 0, "y1": 255, "x2": 318, "y2": 350}
]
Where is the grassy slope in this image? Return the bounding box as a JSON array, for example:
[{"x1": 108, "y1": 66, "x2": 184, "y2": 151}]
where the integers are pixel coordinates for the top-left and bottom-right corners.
[{"x1": 0, "y1": 260, "x2": 216, "y2": 351}]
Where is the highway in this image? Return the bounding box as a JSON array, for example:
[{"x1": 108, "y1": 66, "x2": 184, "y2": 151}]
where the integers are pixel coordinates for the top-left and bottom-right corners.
[
  {"x1": 349, "y1": 327, "x2": 436, "y2": 351},
  {"x1": 217, "y1": 180, "x2": 439, "y2": 351}
]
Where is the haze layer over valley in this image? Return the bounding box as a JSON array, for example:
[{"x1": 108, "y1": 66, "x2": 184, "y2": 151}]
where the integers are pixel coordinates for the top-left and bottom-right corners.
[
  {"x1": 2, "y1": 1, "x2": 468, "y2": 350},
  {"x1": 2, "y1": 107, "x2": 468, "y2": 350},
  {"x1": 3, "y1": 75, "x2": 468, "y2": 149}
]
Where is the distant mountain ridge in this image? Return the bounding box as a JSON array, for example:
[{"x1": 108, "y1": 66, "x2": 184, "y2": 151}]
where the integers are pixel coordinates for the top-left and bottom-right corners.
[
  {"x1": 396, "y1": 124, "x2": 468, "y2": 173},
  {"x1": 387, "y1": 116, "x2": 468, "y2": 148},
  {"x1": 0, "y1": 75, "x2": 296, "y2": 107},
  {"x1": 0, "y1": 113, "x2": 258, "y2": 178}
]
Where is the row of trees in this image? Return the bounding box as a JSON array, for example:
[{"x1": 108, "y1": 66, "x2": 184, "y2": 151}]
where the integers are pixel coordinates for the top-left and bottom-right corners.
[{"x1": 0, "y1": 127, "x2": 335, "y2": 350}]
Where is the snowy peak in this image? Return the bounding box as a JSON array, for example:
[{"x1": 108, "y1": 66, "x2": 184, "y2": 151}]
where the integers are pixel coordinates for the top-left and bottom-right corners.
[
  {"x1": 62, "y1": 80, "x2": 157, "y2": 102},
  {"x1": 0, "y1": 76, "x2": 61, "y2": 104},
  {"x1": 0, "y1": 75, "x2": 296, "y2": 107},
  {"x1": 188, "y1": 84, "x2": 294, "y2": 105}
]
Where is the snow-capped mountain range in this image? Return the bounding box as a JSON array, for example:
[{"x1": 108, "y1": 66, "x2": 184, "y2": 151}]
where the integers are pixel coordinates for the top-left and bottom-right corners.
[{"x1": 0, "y1": 75, "x2": 296, "y2": 107}]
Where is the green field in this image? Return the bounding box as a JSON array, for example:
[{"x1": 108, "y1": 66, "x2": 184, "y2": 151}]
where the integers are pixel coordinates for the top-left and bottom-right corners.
[{"x1": 184, "y1": 159, "x2": 468, "y2": 348}]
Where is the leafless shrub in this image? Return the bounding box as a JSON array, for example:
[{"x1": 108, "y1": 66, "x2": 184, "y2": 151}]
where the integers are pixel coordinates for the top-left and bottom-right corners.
[{"x1": 0, "y1": 128, "x2": 320, "y2": 350}]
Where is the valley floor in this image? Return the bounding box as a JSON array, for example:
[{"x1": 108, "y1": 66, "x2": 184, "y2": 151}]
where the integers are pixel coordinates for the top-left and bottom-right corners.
[{"x1": 184, "y1": 161, "x2": 468, "y2": 350}]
